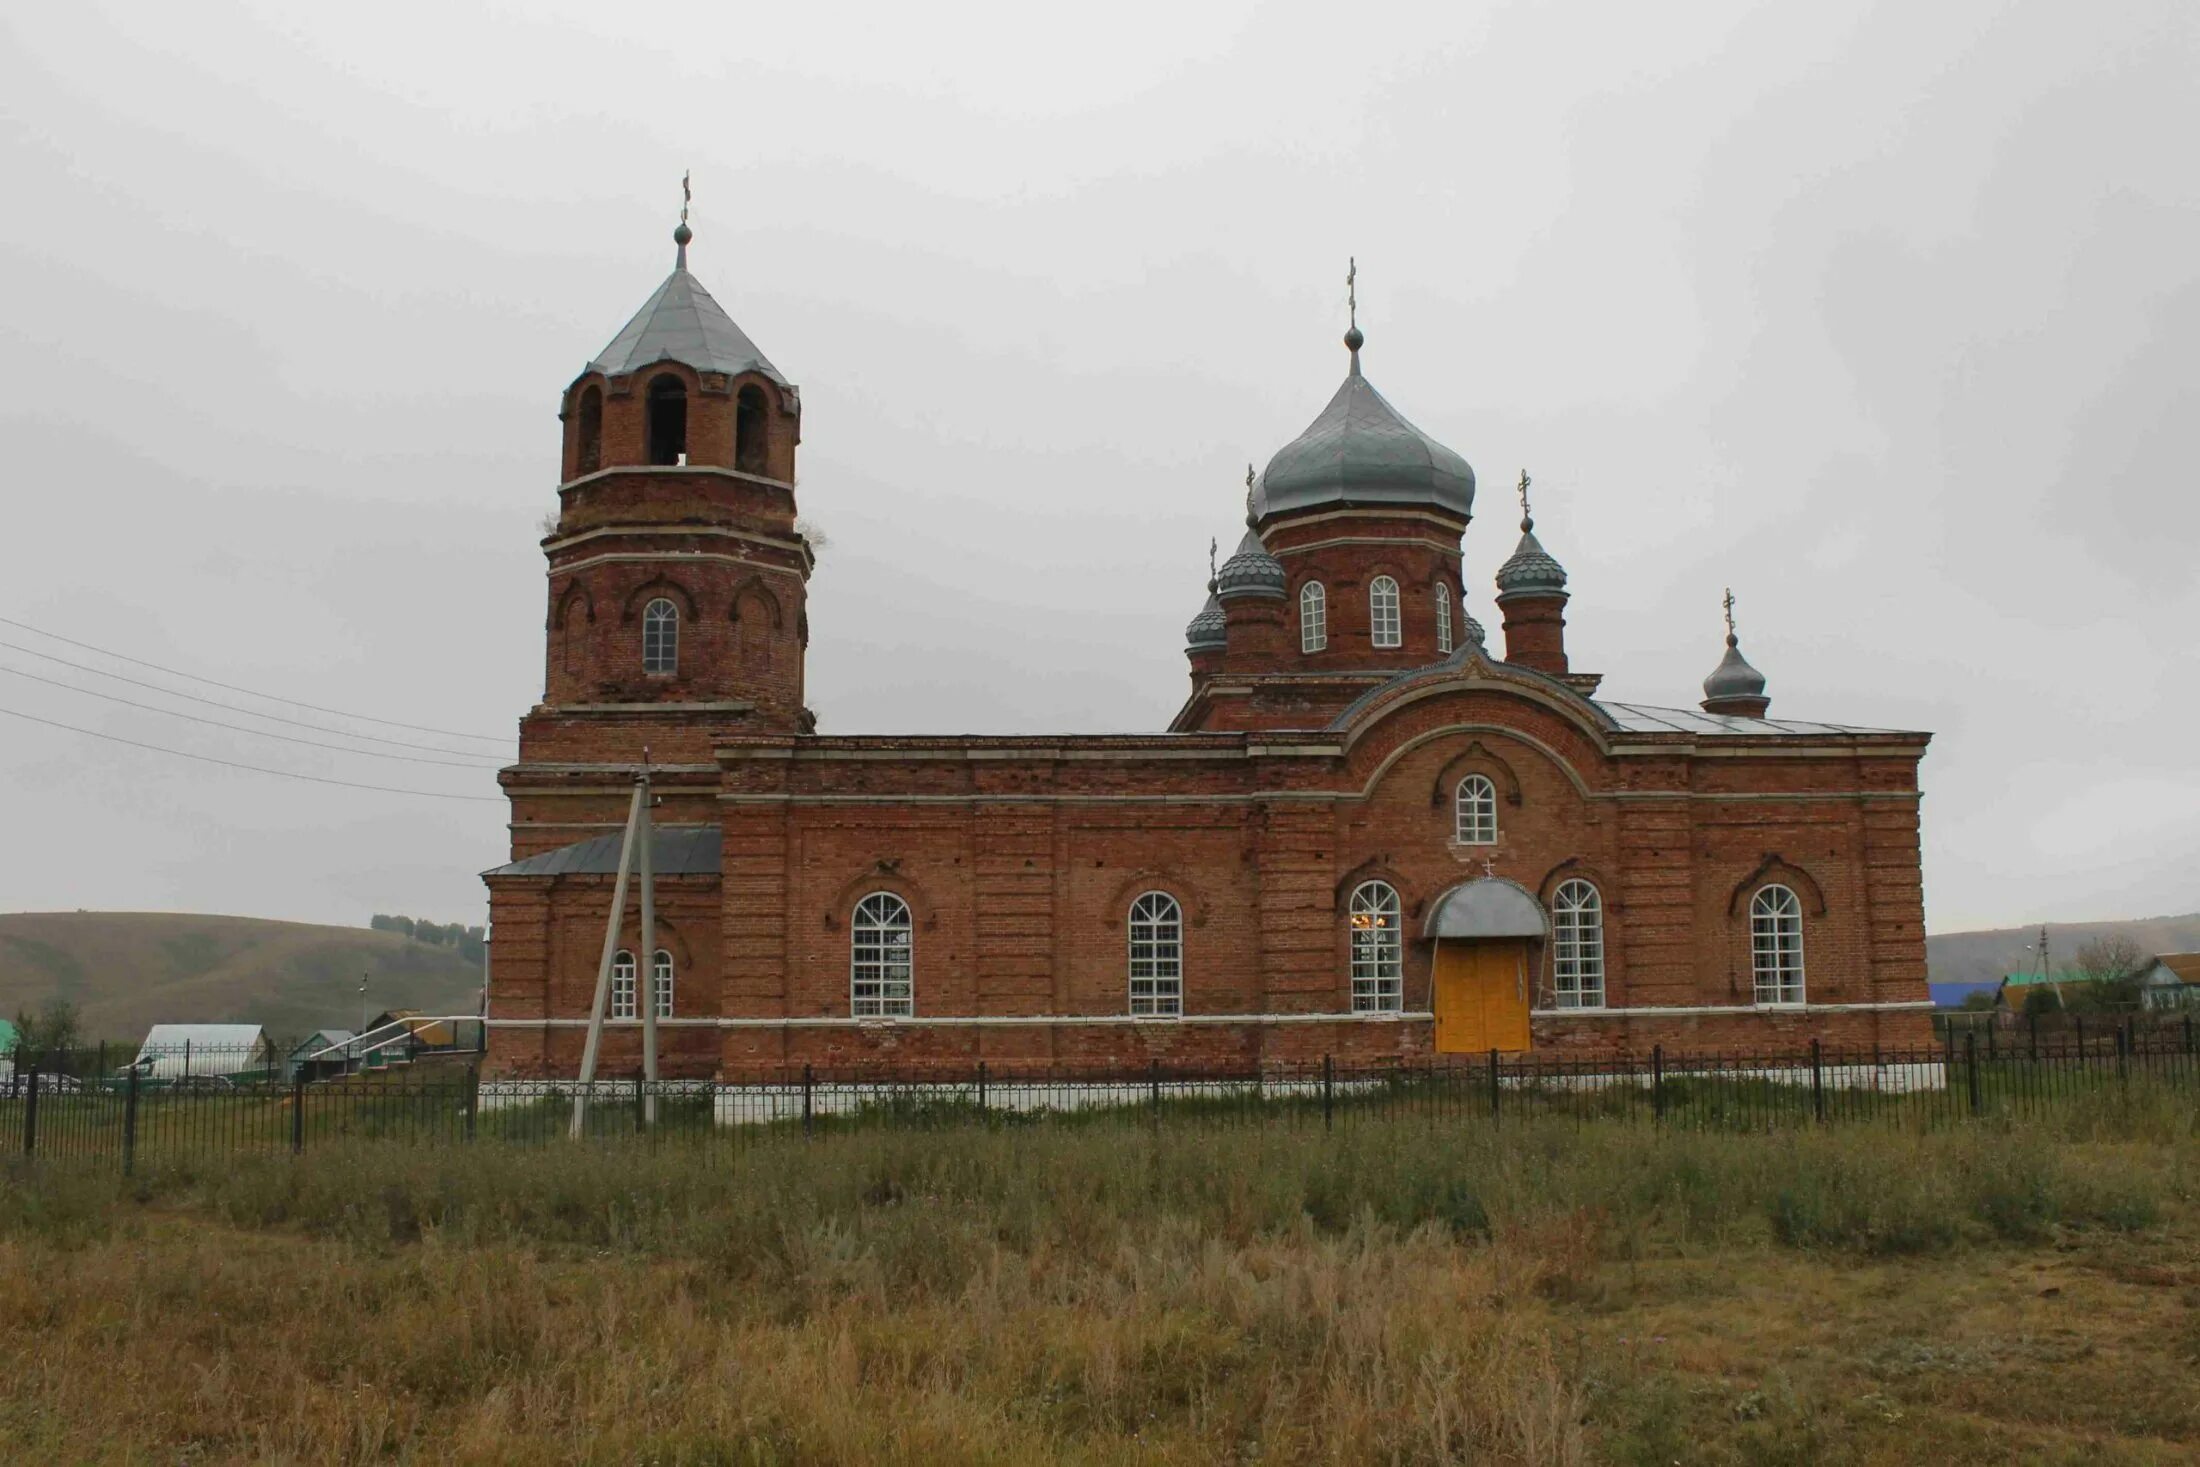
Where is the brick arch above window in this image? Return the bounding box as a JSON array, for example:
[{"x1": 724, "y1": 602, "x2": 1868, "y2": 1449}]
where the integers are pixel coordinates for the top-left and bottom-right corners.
[
  {"x1": 822, "y1": 861, "x2": 940, "y2": 933},
  {"x1": 728, "y1": 576, "x2": 785, "y2": 628},
  {"x1": 1536, "y1": 856, "x2": 1622, "y2": 911},
  {"x1": 1428, "y1": 740, "x2": 1525, "y2": 810},
  {"x1": 619, "y1": 576, "x2": 699, "y2": 622},
  {"x1": 554, "y1": 580, "x2": 596, "y2": 628},
  {"x1": 1333, "y1": 857, "x2": 1419, "y2": 925},
  {"x1": 1725, "y1": 853, "x2": 1829, "y2": 918},
  {"x1": 1100, "y1": 868, "x2": 1212, "y2": 930}
]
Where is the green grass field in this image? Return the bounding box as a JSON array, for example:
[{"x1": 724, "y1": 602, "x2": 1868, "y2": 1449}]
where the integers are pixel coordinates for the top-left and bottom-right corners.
[{"x1": 1, "y1": 1080, "x2": 2195, "y2": 1465}]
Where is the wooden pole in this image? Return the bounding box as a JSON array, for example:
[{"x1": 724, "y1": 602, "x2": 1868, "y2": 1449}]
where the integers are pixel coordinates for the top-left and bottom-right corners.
[
  {"x1": 638, "y1": 755, "x2": 659, "y2": 1129},
  {"x1": 570, "y1": 778, "x2": 646, "y2": 1139}
]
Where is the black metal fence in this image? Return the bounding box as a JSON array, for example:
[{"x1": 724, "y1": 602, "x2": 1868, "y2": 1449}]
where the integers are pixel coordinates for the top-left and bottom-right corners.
[{"x1": 5, "y1": 1017, "x2": 2196, "y2": 1169}]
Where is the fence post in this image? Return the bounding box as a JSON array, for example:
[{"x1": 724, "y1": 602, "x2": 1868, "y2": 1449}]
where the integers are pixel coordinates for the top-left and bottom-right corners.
[
  {"x1": 1652, "y1": 1044, "x2": 1665, "y2": 1128},
  {"x1": 636, "y1": 1073, "x2": 646, "y2": 1135},
  {"x1": 20, "y1": 1064, "x2": 40, "y2": 1157},
  {"x1": 2115, "y1": 1023, "x2": 2128, "y2": 1086},
  {"x1": 183, "y1": 1038, "x2": 191, "y2": 1082},
  {"x1": 976, "y1": 1060, "x2": 987, "y2": 1113},
  {"x1": 1942, "y1": 1022, "x2": 1954, "y2": 1072},
  {"x1": 123, "y1": 1058, "x2": 139, "y2": 1176},
  {"x1": 291, "y1": 1071, "x2": 305, "y2": 1155},
  {"x1": 1148, "y1": 1059, "x2": 1162, "y2": 1125},
  {"x1": 1321, "y1": 1053, "x2": 1334, "y2": 1131},
  {"x1": 2029, "y1": 1010, "x2": 2039, "y2": 1062},
  {"x1": 2186, "y1": 1013, "x2": 2195, "y2": 1057},
  {"x1": 1965, "y1": 1031, "x2": 1982, "y2": 1117},
  {"x1": 1810, "y1": 1038, "x2": 1825, "y2": 1123},
  {"x1": 1488, "y1": 1048, "x2": 1500, "y2": 1123},
  {"x1": 2074, "y1": 1015, "x2": 2085, "y2": 1060},
  {"x1": 801, "y1": 1063, "x2": 814, "y2": 1138}
]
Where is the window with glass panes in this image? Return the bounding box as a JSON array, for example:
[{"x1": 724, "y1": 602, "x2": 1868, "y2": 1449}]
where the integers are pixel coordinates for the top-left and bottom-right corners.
[
  {"x1": 1551, "y1": 880, "x2": 1604, "y2": 1008},
  {"x1": 1369, "y1": 576, "x2": 1401, "y2": 648},
  {"x1": 610, "y1": 949, "x2": 637, "y2": 1019},
  {"x1": 1348, "y1": 881, "x2": 1403, "y2": 1012},
  {"x1": 852, "y1": 892, "x2": 914, "y2": 1017},
  {"x1": 1454, "y1": 774, "x2": 1498, "y2": 845},
  {"x1": 1300, "y1": 581, "x2": 1327, "y2": 652},
  {"x1": 642, "y1": 598, "x2": 679, "y2": 674},
  {"x1": 1750, "y1": 885, "x2": 1806, "y2": 1005},
  {"x1": 1127, "y1": 892, "x2": 1182, "y2": 1016}
]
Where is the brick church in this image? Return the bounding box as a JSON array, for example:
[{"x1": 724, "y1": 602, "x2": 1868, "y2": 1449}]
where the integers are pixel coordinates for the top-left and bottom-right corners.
[{"x1": 482, "y1": 217, "x2": 1935, "y2": 1077}]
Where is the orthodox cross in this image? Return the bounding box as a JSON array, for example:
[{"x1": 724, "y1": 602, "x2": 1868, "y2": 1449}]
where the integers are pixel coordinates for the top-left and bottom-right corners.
[
  {"x1": 1208, "y1": 536, "x2": 1218, "y2": 582},
  {"x1": 680, "y1": 170, "x2": 691, "y2": 227},
  {"x1": 1517, "y1": 469, "x2": 1532, "y2": 517},
  {"x1": 1245, "y1": 462, "x2": 1256, "y2": 520},
  {"x1": 1346, "y1": 256, "x2": 1357, "y2": 331},
  {"x1": 1480, "y1": 855, "x2": 1498, "y2": 880},
  {"x1": 1723, "y1": 586, "x2": 1737, "y2": 640}
]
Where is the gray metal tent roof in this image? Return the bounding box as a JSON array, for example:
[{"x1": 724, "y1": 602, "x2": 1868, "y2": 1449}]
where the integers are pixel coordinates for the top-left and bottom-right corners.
[
  {"x1": 484, "y1": 826, "x2": 723, "y2": 879},
  {"x1": 1423, "y1": 879, "x2": 1547, "y2": 939},
  {"x1": 586, "y1": 266, "x2": 789, "y2": 389}
]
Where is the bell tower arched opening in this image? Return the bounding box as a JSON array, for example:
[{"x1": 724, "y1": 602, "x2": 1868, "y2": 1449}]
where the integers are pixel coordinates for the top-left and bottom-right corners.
[
  {"x1": 646, "y1": 374, "x2": 688, "y2": 465},
  {"x1": 735, "y1": 384, "x2": 769, "y2": 475}
]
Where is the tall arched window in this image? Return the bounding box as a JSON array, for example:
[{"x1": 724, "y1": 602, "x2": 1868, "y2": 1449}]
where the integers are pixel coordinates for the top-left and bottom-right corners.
[
  {"x1": 1348, "y1": 881, "x2": 1403, "y2": 1012},
  {"x1": 576, "y1": 385, "x2": 603, "y2": 474},
  {"x1": 1127, "y1": 891, "x2": 1183, "y2": 1016},
  {"x1": 611, "y1": 949, "x2": 637, "y2": 1020},
  {"x1": 645, "y1": 374, "x2": 688, "y2": 465},
  {"x1": 735, "y1": 384, "x2": 768, "y2": 474},
  {"x1": 651, "y1": 949, "x2": 675, "y2": 1018},
  {"x1": 642, "y1": 598, "x2": 679, "y2": 675},
  {"x1": 1551, "y1": 880, "x2": 1604, "y2": 1009},
  {"x1": 1300, "y1": 581, "x2": 1328, "y2": 652},
  {"x1": 1435, "y1": 581, "x2": 1452, "y2": 654},
  {"x1": 1750, "y1": 885, "x2": 1806, "y2": 1006},
  {"x1": 1369, "y1": 576, "x2": 1401, "y2": 648},
  {"x1": 852, "y1": 892, "x2": 914, "y2": 1017},
  {"x1": 1454, "y1": 774, "x2": 1498, "y2": 845}
]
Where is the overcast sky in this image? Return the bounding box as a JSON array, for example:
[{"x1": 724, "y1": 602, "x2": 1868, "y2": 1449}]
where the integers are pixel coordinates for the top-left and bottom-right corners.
[{"x1": 1, "y1": 0, "x2": 2194, "y2": 936}]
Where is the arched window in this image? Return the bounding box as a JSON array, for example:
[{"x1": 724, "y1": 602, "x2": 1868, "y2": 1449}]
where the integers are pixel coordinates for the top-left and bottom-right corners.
[
  {"x1": 1551, "y1": 880, "x2": 1604, "y2": 1009},
  {"x1": 576, "y1": 385, "x2": 603, "y2": 474},
  {"x1": 1751, "y1": 885, "x2": 1806, "y2": 1006},
  {"x1": 1369, "y1": 576, "x2": 1401, "y2": 648},
  {"x1": 1300, "y1": 581, "x2": 1328, "y2": 653},
  {"x1": 611, "y1": 949, "x2": 637, "y2": 1020},
  {"x1": 852, "y1": 892, "x2": 914, "y2": 1017},
  {"x1": 1128, "y1": 892, "x2": 1183, "y2": 1016},
  {"x1": 1348, "y1": 881, "x2": 1403, "y2": 1013},
  {"x1": 642, "y1": 598, "x2": 678, "y2": 676},
  {"x1": 1435, "y1": 581, "x2": 1452, "y2": 654},
  {"x1": 645, "y1": 374, "x2": 688, "y2": 466},
  {"x1": 1454, "y1": 774, "x2": 1498, "y2": 845},
  {"x1": 735, "y1": 384, "x2": 769, "y2": 474},
  {"x1": 651, "y1": 949, "x2": 675, "y2": 1019}
]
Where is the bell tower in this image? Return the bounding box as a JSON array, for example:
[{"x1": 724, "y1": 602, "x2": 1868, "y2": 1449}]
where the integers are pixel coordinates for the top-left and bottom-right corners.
[{"x1": 534, "y1": 184, "x2": 813, "y2": 753}]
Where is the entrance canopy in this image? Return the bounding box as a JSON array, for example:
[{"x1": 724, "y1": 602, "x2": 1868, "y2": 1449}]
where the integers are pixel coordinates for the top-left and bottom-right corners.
[{"x1": 1423, "y1": 878, "x2": 1547, "y2": 940}]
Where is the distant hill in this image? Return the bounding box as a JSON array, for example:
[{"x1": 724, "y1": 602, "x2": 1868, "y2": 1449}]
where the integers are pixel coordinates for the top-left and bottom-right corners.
[
  {"x1": 0, "y1": 912, "x2": 482, "y2": 1046},
  {"x1": 1927, "y1": 913, "x2": 2200, "y2": 987}
]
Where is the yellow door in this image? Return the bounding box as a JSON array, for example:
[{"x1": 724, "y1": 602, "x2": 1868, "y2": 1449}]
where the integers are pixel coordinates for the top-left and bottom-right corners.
[
  {"x1": 1435, "y1": 941, "x2": 1532, "y2": 1056},
  {"x1": 1433, "y1": 942, "x2": 1482, "y2": 1054}
]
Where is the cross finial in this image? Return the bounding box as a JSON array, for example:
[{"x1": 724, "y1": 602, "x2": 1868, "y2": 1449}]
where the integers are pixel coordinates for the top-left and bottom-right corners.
[
  {"x1": 1244, "y1": 462, "x2": 1257, "y2": 525},
  {"x1": 1722, "y1": 586, "x2": 1737, "y2": 644},
  {"x1": 1480, "y1": 854, "x2": 1498, "y2": 879},
  {"x1": 1517, "y1": 469, "x2": 1533, "y2": 532},
  {"x1": 1208, "y1": 535, "x2": 1218, "y2": 583},
  {"x1": 673, "y1": 170, "x2": 694, "y2": 267},
  {"x1": 1347, "y1": 256, "x2": 1357, "y2": 330}
]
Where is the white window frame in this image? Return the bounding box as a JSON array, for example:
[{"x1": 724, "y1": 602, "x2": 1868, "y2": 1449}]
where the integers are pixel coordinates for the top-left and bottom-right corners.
[
  {"x1": 1750, "y1": 884, "x2": 1806, "y2": 1006},
  {"x1": 1436, "y1": 581, "x2": 1452, "y2": 654},
  {"x1": 1454, "y1": 774, "x2": 1498, "y2": 845},
  {"x1": 1348, "y1": 881, "x2": 1403, "y2": 1013},
  {"x1": 851, "y1": 891, "x2": 914, "y2": 1017},
  {"x1": 1300, "y1": 581, "x2": 1327, "y2": 652},
  {"x1": 651, "y1": 948, "x2": 674, "y2": 1019},
  {"x1": 1551, "y1": 880, "x2": 1605, "y2": 1009},
  {"x1": 610, "y1": 949, "x2": 637, "y2": 1020},
  {"x1": 1127, "y1": 891, "x2": 1183, "y2": 1017},
  {"x1": 642, "y1": 597, "x2": 679, "y2": 676},
  {"x1": 1369, "y1": 576, "x2": 1401, "y2": 648}
]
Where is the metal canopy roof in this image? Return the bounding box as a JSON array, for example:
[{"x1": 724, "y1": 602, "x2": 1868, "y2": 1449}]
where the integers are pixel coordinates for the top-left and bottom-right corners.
[
  {"x1": 484, "y1": 826, "x2": 723, "y2": 879},
  {"x1": 587, "y1": 267, "x2": 789, "y2": 388},
  {"x1": 1424, "y1": 879, "x2": 1548, "y2": 940},
  {"x1": 1593, "y1": 702, "x2": 1907, "y2": 737}
]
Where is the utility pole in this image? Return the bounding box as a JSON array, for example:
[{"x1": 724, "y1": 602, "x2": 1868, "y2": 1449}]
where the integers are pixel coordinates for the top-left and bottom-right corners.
[
  {"x1": 571, "y1": 776, "x2": 647, "y2": 1139},
  {"x1": 638, "y1": 749, "x2": 659, "y2": 1129}
]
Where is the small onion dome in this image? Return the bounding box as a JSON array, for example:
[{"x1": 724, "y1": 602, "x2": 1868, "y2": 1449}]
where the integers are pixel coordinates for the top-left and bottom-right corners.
[
  {"x1": 1702, "y1": 635, "x2": 1768, "y2": 703},
  {"x1": 1463, "y1": 609, "x2": 1488, "y2": 648},
  {"x1": 1257, "y1": 334, "x2": 1474, "y2": 522},
  {"x1": 1495, "y1": 516, "x2": 1568, "y2": 601},
  {"x1": 1185, "y1": 588, "x2": 1227, "y2": 650},
  {"x1": 1215, "y1": 527, "x2": 1286, "y2": 599}
]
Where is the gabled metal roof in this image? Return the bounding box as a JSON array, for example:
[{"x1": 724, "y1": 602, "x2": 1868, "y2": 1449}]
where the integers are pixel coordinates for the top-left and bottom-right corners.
[
  {"x1": 484, "y1": 825, "x2": 723, "y2": 879},
  {"x1": 586, "y1": 267, "x2": 789, "y2": 389},
  {"x1": 1594, "y1": 702, "x2": 1909, "y2": 737}
]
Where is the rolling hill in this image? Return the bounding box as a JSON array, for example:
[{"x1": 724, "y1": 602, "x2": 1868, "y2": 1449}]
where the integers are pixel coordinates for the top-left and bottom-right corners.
[
  {"x1": 1925, "y1": 913, "x2": 2200, "y2": 987},
  {"x1": 0, "y1": 912, "x2": 483, "y2": 1046}
]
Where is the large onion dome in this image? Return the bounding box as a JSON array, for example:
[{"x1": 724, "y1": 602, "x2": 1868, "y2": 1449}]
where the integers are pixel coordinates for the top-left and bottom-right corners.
[{"x1": 1256, "y1": 328, "x2": 1474, "y2": 522}]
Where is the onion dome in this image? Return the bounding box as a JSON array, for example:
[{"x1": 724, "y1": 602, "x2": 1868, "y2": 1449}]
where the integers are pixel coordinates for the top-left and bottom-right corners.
[
  {"x1": 1700, "y1": 588, "x2": 1771, "y2": 716},
  {"x1": 1495, "y1": 477, "x2": 1567, "y2": 601},
  {"x1": 1256, "y1": 322, "x2": 1474, "y2": 522},
  {"x1": 1185, "y1": 588, "x2": 1227, "y2": 650},
  {"x1": 1463, "y1": 608, "x2": 1488, "y2": 648},
  {"x1": 1216, "y1": 527, "x2": 1286, "y2": 599}
]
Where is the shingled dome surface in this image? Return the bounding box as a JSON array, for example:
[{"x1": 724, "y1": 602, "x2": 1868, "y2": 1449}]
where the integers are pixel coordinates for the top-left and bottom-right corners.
[
  {"x1": 1215, "y1": 527, "x2": 1287, "y2": 598},
  {"x1": 587, "y1": 267, "x2": 789, "y2": 388},
  {"x1": 1259, "y1": 366, "x2": 1474, "y2": 521}
]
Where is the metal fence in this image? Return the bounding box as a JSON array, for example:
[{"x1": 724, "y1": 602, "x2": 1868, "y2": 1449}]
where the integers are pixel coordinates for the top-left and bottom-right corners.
[{"x1": 4, "y1": 1017, "x2": 2196, "y2": 1169}]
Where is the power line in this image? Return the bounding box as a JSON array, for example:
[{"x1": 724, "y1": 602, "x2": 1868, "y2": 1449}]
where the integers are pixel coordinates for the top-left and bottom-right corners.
[
  {"x1": 0, "y1": 664, "x2": 509, "y2": 769},
  {"x1": 0, "y1": 706, "x2": 506, "y2": 802},
  {"x1": 0, "y1": 613, "x2": 514, "y2": 745},
  {"x1": 0, "y1": 641, "x2": 504, "y2": 760}
]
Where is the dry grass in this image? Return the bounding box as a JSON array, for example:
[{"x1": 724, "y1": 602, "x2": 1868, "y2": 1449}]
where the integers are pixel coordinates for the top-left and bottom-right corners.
[{"x1": 1, "y1": 1092, "x2": 2195, "y2": 1464}]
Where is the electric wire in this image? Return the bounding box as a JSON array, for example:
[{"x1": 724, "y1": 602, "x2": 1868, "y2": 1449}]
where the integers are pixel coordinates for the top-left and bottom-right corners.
[
  {"x1": 0, "y1": 613, "x2": 513, "y2": 745},
  {"x1": 0, "y1": 641, "x2": 506, "y2": 760},
  {"x1": 0, "y1": 664, "x2": 509, "y2": 769},
  {"x1": 0, "y1": 706, "x2": 505, "y2": 802}
]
